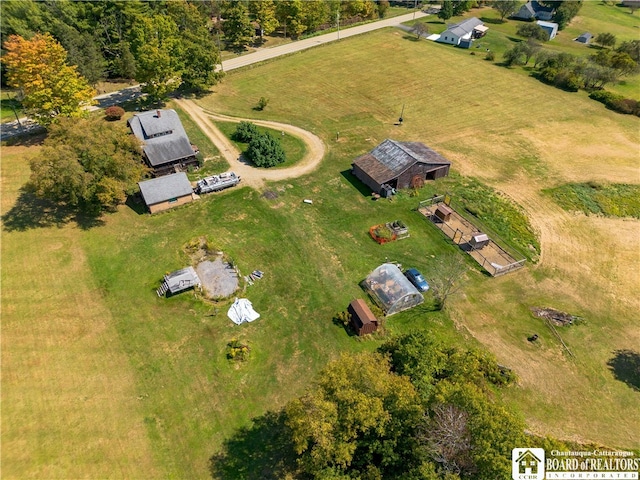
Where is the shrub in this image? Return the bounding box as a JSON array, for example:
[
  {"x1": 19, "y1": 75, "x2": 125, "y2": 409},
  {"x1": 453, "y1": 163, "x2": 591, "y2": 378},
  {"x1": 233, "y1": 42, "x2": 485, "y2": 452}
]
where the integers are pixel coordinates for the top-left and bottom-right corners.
[
  {"x1": 233, "y1": 121, "x2": 260, "y2": 142},
  {"x1": 485, "y1": 51, "x2": 495, "y2": 61},
  {"x1": 245, "y1": 132, "x2": 286, "y2": 167},
  {"x1": 226, "y1": 338, "x2": 250, "y2": 361},
  {"x1": 104, "y1": 106, "x2": 125, "y2": 121},
  {"x1": 256, "y1": 96, "x2": 269, "y2": 111},
  {"x1": 589, "y1": 90, "x2": 640, "y2": 116}
]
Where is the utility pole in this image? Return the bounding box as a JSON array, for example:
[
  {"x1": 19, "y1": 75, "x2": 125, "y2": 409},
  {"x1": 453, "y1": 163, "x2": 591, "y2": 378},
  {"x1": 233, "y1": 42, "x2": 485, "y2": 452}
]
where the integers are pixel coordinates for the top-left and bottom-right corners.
[
  {"x1": 413, "y1": 0, "x2": 418, "y2": 20},
  {"x1": 336, "y1": 11, "x2": 340, "y2": 40},
  {"x1": 216, "y1": 29, "x2": 224, "y2": 72}
]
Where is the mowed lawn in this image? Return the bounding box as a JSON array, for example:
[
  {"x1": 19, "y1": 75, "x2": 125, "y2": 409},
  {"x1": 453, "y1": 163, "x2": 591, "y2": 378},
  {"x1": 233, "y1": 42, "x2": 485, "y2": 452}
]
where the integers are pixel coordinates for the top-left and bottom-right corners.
[
  {"x1": 1, "y1": 26, "x2": 639, "y2": 480},
  {"x1": 198, "y1": 28, "x2": 640, "y2": 449},
  {"x1": 1, "y1": 147, "x2": 160, "y2": 479}
]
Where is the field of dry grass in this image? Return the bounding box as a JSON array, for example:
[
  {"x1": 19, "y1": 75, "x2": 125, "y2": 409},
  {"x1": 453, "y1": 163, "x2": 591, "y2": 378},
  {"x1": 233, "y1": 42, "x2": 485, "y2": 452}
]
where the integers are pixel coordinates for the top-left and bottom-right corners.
[{"x1": 1, "y1": 147, "x2": 159, "y2": 479}]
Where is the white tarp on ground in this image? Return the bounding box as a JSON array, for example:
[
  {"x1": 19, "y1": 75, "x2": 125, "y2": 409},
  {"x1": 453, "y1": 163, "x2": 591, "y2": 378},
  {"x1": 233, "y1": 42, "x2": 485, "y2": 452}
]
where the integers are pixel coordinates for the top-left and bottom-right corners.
[{"x1": 227, "y1": 298, "x2": 260, "y2": 325}]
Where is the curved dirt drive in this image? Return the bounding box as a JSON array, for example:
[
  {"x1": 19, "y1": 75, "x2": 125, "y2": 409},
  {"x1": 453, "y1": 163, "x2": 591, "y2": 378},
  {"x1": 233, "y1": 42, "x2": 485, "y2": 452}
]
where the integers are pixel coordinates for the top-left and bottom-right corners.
[{"x1": 174, "y1": 98, "x2": 325, "y2": 189}]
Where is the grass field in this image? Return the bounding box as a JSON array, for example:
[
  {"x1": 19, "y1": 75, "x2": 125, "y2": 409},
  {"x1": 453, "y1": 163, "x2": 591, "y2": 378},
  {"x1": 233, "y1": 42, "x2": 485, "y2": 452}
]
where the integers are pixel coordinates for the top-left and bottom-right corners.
[
  {"x1": 413, "y1": 4, "x2": 640, "y2": 100},
  {"x1": 2, "y1": 23, "x2": 639, "y2": 480}
]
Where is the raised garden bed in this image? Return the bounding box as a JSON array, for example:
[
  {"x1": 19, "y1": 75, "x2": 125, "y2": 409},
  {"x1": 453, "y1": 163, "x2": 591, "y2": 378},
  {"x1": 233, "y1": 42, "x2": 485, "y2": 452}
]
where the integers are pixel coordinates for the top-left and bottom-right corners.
[{"x1": 369, "y1": 224, "x2": 397, "y2": 245}]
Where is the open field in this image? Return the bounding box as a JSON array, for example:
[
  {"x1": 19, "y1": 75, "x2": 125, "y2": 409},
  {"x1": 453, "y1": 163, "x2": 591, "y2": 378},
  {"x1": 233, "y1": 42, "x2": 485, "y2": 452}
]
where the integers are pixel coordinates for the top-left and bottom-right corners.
[
  {"x1": 1, "y1": 147, "x2": 160, "y2": 479},
  {"x1": 414, "y1": 3, "x2": 640, "y2": 100},
  {"x1": 2, "y1": 24, "x2": 639, "y2": 480},
  {"x1": 200, "y1": 28, "x2": 640, "y2": 449}
]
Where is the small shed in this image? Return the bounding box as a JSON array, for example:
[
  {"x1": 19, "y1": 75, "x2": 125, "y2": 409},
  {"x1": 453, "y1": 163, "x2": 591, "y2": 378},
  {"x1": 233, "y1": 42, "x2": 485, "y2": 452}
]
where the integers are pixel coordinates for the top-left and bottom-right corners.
[
  {"x1": 574, "y1": 32, "x2": 592, "y2": 44},
  {"x1": 348, "y1": 299, "x2": 378, "y2": 336},
  {"x1": 435, "y1": 204, "x2": 453, "y2": 222},
  {"x1": 536, "y1": 20, "x2": 558, "y2": 40},
  {"x1": 469, "y1": 233, "x2": 490, "y2": 250},
  {"x1": 157, "y1": 266, "x2": 201, "y2": 296},
  {"x1": 138, "y1": 172, "x2": 194, "y2": 214},
  {"x1": 363, "y1": 263, "x2": 424, "y2": 316}
]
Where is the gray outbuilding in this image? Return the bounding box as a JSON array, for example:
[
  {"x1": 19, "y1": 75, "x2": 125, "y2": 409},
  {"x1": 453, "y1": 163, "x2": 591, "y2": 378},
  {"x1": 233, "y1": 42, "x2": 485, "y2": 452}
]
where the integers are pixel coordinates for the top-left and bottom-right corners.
[{"x1": 138, "y1": 172, "x2": 194, "y2": 214}]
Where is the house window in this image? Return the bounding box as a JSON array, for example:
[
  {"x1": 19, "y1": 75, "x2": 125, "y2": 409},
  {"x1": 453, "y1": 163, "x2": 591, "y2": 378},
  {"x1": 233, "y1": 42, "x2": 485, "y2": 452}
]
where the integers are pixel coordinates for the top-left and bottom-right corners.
[{"x1": 168, "y1": 197, "x2": 178, "y2": 203}]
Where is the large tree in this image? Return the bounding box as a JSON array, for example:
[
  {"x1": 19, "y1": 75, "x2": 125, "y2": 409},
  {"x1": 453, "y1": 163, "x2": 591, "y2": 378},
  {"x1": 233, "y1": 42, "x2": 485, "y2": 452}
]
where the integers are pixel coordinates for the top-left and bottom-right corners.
[
  {"x1": 492, "y1": 0, "x2": 519, "y2": 21},
  {"x1": 2, "y1": 33, "x2": 95, "y2": 126},
  {"x1": 285, "y1": 352, "x2": 423, "y2": 479},
  {"x1": 438, "y1": 0, "x2": 454, "y2": 21},
  {"x1": 249, "y1": 0, "x2": 280, "y2": 40},
  {"x1": 28, "y1": 117, "x2": 148, "y2": 214},
  {"x1": 167, "y1": 0, "x2": 223, "y2": 91},
  {"x1": 276, "y1": 0, "x2": 307, "y2": 38},
  {"x1": 222, "y1": 1, "x2": 255, "y2": 50},
  {"x1": 427, "y1": 254, "x2": 468, "y2": 310}
]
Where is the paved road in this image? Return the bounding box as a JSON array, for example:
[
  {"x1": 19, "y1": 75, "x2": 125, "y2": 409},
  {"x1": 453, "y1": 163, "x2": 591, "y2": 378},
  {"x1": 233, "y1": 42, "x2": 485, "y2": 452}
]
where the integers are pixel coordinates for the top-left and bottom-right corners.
[
  {"x1": 221, "y1": 10, "x2": 428, "y2": 72},
  {"x1": 1, "y1": 11, "x2": 427, "y2": 140}
]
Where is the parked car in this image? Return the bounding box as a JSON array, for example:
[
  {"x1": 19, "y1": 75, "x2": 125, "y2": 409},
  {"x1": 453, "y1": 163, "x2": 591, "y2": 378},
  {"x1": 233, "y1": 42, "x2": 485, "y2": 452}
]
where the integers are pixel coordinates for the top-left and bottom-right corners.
[{"x1": 405, "y1": 268, "x2": 429, "y2": 292}]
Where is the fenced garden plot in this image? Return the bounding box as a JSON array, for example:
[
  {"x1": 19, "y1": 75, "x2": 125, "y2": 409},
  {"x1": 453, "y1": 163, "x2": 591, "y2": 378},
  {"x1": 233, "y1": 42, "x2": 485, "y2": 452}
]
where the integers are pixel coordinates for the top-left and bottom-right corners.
[{"x1": 417, "y1": 198, "x2": 525, "y2": 276}]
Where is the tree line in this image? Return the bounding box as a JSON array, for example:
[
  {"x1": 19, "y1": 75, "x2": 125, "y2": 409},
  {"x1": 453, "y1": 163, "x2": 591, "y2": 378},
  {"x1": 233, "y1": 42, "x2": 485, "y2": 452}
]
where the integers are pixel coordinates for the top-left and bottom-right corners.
[
  {"x1": 212, "y1": 330, "x2": 584, "y2": 479},
  {"x1": 1, "y1": 0, "x2": 223, "y2": 99},
  {"x1": 1, "y1": 0, "x2": 392, "y2": 91}
]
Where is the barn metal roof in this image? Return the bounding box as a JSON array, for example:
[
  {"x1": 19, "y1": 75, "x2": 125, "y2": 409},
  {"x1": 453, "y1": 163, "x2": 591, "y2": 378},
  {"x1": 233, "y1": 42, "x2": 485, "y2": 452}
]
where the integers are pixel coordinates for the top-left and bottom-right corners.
[
  {"x1": 353, "y1": 139, "x2": 451, "y2": 184},
  {"x1": 128, "y1": 109, "x2": 195, "y2": 167},
  {"x1": 138, "y1": 172, "x2": 193, "y2": 206}
]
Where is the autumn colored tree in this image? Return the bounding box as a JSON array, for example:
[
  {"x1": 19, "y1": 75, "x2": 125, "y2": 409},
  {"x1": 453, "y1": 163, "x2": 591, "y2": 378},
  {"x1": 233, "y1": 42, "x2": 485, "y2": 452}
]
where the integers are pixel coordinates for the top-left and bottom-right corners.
[
  {"x1": 2, "y1": 33, "x2": 95, "y2": 126},
  {"x1": 28, "y1": 117, "x2": 148, "y2": 214}
]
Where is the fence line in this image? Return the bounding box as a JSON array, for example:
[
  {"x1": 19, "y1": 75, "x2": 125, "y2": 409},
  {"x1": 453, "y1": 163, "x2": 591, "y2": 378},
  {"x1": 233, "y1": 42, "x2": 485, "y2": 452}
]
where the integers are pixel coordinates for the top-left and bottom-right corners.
[{"x1": 416, "y1": 202, "x2": 525, "y2": 277}]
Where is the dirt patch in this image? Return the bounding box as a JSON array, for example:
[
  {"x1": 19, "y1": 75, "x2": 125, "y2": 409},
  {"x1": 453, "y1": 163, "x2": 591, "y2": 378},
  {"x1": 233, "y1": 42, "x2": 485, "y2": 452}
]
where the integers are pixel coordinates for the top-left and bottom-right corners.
[
  {"x1": 262, "y1": 190, "x2": 278, "y2": 200},
  {"x1": 531, "y1": 307, "x2": 581, "y2": 327},
  {"x1": 196, "y1": 257, "x2": 239, "y2": 299}
]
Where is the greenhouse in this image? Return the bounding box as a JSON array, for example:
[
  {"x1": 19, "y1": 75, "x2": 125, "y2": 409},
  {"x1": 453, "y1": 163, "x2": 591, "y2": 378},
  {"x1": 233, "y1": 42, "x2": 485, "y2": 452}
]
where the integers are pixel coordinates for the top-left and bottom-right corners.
[{"x1": 363, "y1": 263, "x2": 424, "y2": 316}]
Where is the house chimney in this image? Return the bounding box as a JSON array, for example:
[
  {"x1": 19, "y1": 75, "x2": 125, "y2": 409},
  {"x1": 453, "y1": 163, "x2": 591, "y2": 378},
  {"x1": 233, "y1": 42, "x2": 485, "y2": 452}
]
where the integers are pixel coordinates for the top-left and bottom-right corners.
[{"x1": 157, "y1": 110, "x2": 161, "y2": 118}]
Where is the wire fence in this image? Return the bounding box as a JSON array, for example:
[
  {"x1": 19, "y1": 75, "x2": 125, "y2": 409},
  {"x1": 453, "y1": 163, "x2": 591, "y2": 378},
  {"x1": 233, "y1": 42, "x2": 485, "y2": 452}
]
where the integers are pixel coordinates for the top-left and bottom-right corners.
[{"x1": 416, "y1": 197, "x2": 526, "y2": 277}]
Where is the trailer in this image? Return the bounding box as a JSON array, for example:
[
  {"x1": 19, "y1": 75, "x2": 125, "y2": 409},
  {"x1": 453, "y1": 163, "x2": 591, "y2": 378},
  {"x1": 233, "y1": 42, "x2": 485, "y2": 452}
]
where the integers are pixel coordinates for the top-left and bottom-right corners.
[{"x1": 195, "y1": 172, "x2": 241, "y2": 194}]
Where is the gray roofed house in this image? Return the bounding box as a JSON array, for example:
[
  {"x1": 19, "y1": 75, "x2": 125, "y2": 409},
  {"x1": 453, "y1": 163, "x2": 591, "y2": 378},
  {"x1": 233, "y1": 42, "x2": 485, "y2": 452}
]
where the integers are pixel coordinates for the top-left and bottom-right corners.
[
  {"x1": 128, "y1": 109, "x2": 199, "y2": 176},
  {"x1": 138, "y1": 172, "x2": 194, "y2": 214},
  {"x1": 512, "y1": 1, "x2": 554, "y2": 21},
  {"x1": 437, "y1": 17, "x2": 487, "y2": 46},
  {"x1": 352, "y1": 139, "x2": 451, "y2": 196}
]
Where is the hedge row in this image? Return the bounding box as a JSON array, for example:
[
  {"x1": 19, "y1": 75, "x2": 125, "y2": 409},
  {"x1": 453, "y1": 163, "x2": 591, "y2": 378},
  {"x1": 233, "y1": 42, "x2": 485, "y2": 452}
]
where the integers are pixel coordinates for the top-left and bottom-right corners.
[{"x1": 589, "y1": 90, "x2": 640, "y2": 117}]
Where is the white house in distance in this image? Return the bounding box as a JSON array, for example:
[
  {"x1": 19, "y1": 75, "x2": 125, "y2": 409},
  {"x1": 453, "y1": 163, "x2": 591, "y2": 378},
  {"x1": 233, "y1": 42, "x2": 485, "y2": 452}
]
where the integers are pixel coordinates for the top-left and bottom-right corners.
[{"x1": 436, "y1": 17, "x2": 488, "y2": 47}]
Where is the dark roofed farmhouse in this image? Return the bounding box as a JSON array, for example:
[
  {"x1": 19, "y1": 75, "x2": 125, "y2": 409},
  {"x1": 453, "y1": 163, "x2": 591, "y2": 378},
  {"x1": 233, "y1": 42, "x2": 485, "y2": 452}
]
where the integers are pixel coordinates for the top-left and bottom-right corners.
[
  {"x1": 352, "y1": 139, "x2": 451, "y2": 196},
  {"x1": 128, "y1": 109, "x2": 199, "y2": 176}
]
